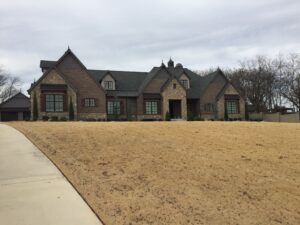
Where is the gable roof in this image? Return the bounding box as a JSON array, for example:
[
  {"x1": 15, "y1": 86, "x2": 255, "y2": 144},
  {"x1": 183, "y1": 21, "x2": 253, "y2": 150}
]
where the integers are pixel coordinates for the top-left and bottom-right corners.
[
  {"x1": 89, "y1": 69, "x2": 148, "y2": 92},
  {"x1": 29, "y1": 48, "x2": 102, "y2": 93},
  {"x1": 0, "y1": 92, "x2": 30, "y2": 109},
  {"x1": 40, "y1": 60, "x2": 56, "y2": 69},
  {"x1": 34, "y1": 50, "x2": 234, "y2": 99},
  {"x1": 28, "y1": 67, "x2": 77, "y2": 93}
]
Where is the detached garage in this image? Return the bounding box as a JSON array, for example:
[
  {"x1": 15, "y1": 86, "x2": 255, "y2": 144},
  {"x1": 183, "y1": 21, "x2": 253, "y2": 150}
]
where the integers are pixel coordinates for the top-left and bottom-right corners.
[{"x1": 0, "y1": 92, "x2": 30, "y2": 121}]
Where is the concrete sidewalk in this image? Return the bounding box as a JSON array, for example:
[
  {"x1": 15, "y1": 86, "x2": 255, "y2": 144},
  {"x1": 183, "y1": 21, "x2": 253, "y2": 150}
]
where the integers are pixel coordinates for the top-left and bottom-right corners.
[{"x1": 0, "y1": 124, "x2": 103, "y2": 225}]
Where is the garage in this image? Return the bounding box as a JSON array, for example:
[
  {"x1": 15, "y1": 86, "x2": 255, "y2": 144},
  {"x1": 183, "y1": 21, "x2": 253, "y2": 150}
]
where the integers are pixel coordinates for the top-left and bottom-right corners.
[
  {"x1": 0, "y1": 112, "x2": 18, "y2": 121},
  {"x1": 0, "y1": 92, "x2": 30, "y2": 121}
]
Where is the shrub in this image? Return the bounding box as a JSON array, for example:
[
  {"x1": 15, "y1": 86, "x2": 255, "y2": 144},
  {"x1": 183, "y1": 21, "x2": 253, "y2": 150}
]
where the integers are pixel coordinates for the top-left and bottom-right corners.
[
  {"x1": 50, "y1": 116, "x2": 58, "y2": 121},
  {"x1": 165, "y1": 111, "x2": 170, "y2": 121},
  {"x1": 60, "y1": 117, "x2": 68, "y2": 121},
  {"x1": 85, "y1": 118, "x2": 97, "y2": 122},
  {"x1": 69, "y1": 97, "x2": 74, "y2": 121},
  {"x1": 32, "y1": 92, "x2": 38, "y2": 121},
  {"x1": 224, "y1": 105, "x2": 229, "y2": 121},
  {"x1": 187, "y1": 111, "x2": 194, "y2": 121},
  {"x1": 194, "y1": 117, "x2": 204, "y2": 121},
  {"x1": 42, "y1": 116, "x2": 49, "y2": 121}
]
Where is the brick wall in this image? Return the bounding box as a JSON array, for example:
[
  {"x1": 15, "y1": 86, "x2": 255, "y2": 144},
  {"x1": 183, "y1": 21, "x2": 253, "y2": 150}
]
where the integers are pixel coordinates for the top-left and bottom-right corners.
[
  {"x1": 56, "y1": 53, "x2": 106, "y2": 115},
  {"x1": 200, "y1": 75, "x2": 226, "y2": 119}
]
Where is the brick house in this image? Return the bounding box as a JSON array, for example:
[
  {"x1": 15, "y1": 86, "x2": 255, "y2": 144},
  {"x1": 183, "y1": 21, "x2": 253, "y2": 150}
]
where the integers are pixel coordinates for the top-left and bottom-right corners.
[{"x1": 28, "y1": 48, "x2": 245, "y2": 121}]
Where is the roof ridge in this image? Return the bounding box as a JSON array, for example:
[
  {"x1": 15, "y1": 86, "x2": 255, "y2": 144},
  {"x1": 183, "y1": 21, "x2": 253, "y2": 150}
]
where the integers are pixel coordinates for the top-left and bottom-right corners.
[{"x1": 87, "y1": 69, "x2": 148, "y2": 74}]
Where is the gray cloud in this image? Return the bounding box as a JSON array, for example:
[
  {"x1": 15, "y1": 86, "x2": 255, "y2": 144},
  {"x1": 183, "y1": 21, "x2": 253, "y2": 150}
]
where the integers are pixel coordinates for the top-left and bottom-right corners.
[{"x1": 0, "y1": 0, "x2": 299, "y2": 92}]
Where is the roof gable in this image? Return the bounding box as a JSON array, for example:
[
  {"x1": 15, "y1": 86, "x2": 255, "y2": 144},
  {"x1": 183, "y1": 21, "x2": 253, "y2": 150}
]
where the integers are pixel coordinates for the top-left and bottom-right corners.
[
  {"x1": 28, "y1": 67, "x2": 77, "y2": 93},
  {"x1": 29, "y1": 48, "x2": 103, "y2": 93},
  {"x1": 138, "y1": 65, "x2": 174, "y2": 94},
  {"x1": 89, "y1": 69, "x2": 147, "y2": 92},
  {"x1": 0, "y1": 92, "x2": 30, "y2": 109}
]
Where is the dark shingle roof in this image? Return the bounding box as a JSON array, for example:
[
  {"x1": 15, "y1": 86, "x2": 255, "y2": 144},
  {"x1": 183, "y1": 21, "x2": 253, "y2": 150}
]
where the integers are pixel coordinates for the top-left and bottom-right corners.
[
  {"x1": 165, "y1": 66, "x2": 221, "y2": 98},
  {"x1": 88, "y1": 69, "x2": 148, "y2": 92},
  {"x1": 38, "y1": 59, "x2": 223, "y2": 98},
  {"x1": 40, "y1": 60, "x2": 56, "y2": 68},
  {"x1": 0, "y1": 92, "x2": 30, "y2": 109}
]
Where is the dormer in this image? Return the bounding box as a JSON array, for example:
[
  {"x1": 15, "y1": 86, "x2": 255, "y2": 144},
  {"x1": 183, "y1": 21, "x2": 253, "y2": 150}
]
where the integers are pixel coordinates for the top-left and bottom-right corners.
[
  {"x1": 100, "y1": 72, "x2": 116, "y2": 90},
  {"x1": 179, "y1": 73, "x2": 190, "y2": 89}
]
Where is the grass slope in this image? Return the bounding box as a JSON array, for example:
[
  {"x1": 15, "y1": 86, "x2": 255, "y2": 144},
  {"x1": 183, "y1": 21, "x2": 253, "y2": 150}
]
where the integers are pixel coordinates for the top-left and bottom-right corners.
[{"x1": 9, "y1": 122, "x2": 300, "y2": 225}]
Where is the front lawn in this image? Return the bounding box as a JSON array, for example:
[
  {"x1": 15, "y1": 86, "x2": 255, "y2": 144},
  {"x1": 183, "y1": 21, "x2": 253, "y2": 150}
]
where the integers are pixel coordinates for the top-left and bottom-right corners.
[{"x1": 9, "y1": 122, "x2": 300, "y2": 225}]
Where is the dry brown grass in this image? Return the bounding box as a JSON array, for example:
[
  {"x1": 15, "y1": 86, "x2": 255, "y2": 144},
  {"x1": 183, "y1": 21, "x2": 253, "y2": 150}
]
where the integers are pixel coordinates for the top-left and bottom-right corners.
[{"x1": 8, "y1": 121, "x2": 300, "y2": 225}]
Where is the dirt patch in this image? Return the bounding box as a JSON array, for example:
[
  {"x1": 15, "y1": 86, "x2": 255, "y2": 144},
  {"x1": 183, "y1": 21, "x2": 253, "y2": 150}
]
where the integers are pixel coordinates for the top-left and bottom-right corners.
[{"x1": 9, "y1": 122, "x2": 300, "y2": 225}]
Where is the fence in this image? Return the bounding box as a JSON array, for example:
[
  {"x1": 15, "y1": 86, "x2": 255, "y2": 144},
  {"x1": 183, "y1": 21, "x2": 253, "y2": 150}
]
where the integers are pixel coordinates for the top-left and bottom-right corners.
[{"x1": 249, "y1": 112, "x2": 300, "y2": 123}]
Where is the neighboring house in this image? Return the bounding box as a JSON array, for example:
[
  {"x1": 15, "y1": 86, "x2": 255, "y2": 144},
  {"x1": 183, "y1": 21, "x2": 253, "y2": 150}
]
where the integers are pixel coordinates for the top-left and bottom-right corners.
[
  {"x1": 28, "y1": 48, "x2": 245, "y2": 121},
  {"x1": 0, "y1": 92, "x2": 31, "y2": 121}
]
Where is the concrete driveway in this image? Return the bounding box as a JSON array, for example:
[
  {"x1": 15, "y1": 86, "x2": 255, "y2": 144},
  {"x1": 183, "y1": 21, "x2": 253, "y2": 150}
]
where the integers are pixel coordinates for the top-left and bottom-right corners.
[{"x1": 0, "y1": 124, "x2": 103, "y2": 225}]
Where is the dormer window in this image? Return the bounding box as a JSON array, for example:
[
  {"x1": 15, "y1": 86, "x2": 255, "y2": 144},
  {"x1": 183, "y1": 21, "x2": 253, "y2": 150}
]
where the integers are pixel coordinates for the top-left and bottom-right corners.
[
  {"x1": 180, "y1": 79, "x2": 189, "y2": 89},
  {"x1": 103, "y1": 81, "x2": 114, "y2": 90},
  {"x1": 101, "y1": 73, "x2": 115, "y2": 90}
]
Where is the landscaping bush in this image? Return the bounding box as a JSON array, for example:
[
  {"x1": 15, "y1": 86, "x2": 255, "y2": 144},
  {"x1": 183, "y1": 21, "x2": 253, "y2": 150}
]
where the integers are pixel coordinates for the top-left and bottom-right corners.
[
  {"x1": 32, "y1": 92, "x2": 38, "y2": 121},
  {"x1": 69, "y1": 97, "x2": 74, "y2": 121},
  {"x1": 84, "y1": 118, "x2": 97, "y2": 122},
  {"x1": 42, "y1": 116, "x2": 49, "y2": 121},
  {"x1": 187, "y1": 111, "x2": 194, "y2": 121},
  {"x1": 60, "y1": 117, "x2": 68, "y2": 121},
  {"x1": 165, "y1": 111, "x2": 170, "y2": 121},
  {"x1": 50, "y1": 116, "x2": 58, "y2": 121}
]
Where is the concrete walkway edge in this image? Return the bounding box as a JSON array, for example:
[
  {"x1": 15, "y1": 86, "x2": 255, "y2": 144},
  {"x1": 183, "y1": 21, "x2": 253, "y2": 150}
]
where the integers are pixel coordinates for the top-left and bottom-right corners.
[{"x1": 0, "y1": 124, "x2": 103, "y2": 225}]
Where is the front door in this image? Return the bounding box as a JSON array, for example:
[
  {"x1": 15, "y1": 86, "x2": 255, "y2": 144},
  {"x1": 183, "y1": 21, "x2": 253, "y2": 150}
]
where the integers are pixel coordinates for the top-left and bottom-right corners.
[{"x1": 169, "y1": 100, "x2": 181, "y2": 119}]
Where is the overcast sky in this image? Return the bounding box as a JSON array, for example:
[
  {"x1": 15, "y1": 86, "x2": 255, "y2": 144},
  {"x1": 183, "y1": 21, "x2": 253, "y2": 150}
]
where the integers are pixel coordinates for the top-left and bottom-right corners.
[{"x1": 1, "y1": 0, "x2": 300, "y2": 92}]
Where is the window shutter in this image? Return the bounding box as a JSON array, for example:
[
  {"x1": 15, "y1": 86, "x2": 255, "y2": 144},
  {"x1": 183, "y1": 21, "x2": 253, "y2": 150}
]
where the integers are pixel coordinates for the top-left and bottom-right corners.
[
  {"x1": 40, "y1": 93, "x2": 45, "y2": 112},
  {"x1": 94, "y1": 98, "x2": 97, "y2": 107},
  {"x1": 81, "y1": 99, "x2": 85, "y2": 107}
]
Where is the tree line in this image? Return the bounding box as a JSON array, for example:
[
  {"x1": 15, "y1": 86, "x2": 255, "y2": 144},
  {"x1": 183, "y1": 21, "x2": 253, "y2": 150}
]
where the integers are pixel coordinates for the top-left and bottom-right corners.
[{"x1": 197, "y1": 53, "x2": 300, "y2": 113}]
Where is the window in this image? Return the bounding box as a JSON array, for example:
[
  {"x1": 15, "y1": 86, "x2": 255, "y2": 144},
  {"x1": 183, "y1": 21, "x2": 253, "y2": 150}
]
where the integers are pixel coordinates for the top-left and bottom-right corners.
[
  {"x1": 180, "y1": 80, "x2": 189, "y2": 89},
  {"x1": 45, "y1": 94, "x2": 64, "y2": 112},
  {"x1": 103, "y1": 81, "x2": 114, "y2": 90},
  {"x1": 204, "y1": 103, "x2": 215, "y2": 112},
  {"x1": 226, "y1": 100, "x2": 239, "y2": 114},
  {"x1": 173, "y1": 83, "x2": 177, "y2": 89},
  {"x1": 107, "y1": 101, "x2": 120, "y2": 115},
  {"x1": 84, "y1": 98, "x2": 96, "y2": 107},
  {"x1": 145, "y1": 101, "x2": 158, "y2": 115}
]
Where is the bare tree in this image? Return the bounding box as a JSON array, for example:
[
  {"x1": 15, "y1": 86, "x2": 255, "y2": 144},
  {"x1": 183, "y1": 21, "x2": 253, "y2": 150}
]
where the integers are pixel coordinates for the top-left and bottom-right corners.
[
  {"x1": 193, "y1": 67, "x2": 218, "y2": 76},
  {"x1": 0, "y1": 66, "x2": 8, "y2": 90},
  {"x1": 0, "y1": 66, "x2": 22, "y2": 103},
  {"x1": 281, "y1": 53, "x2": 300, "y2": 112},
  {"x1": 226, "y1": 55, "x2": 278, "y2": 112}
]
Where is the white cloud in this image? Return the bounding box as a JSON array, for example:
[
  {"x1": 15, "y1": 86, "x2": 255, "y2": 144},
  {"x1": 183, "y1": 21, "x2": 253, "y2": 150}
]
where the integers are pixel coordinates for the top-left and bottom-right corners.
[{"x1": 0, "y1": 0, "x2": 299, "y2": 91}]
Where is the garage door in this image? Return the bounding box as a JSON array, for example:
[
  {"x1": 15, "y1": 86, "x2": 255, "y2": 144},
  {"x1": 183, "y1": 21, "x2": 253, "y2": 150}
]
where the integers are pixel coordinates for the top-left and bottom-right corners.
[{"x1": 1, "y1": 112, "x2": 18, "y2": 121}]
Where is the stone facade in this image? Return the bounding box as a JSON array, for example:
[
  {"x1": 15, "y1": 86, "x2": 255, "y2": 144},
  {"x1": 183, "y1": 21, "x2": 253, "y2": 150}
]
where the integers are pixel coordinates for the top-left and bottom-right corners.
[
  {"x1": 77, "y1": 113, "x2": 107, "y2": 120},
  {"x1": 31, "y1": 70, "x2": 77, "y2": 120},
  {"x1": 161, "y1": 79, "x2": 187, "y2": 120},
  {"x1": 217, "y1": 84, "x2": 245, "y2": 120}
]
